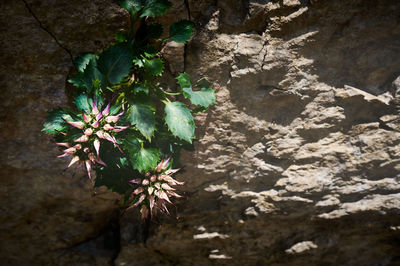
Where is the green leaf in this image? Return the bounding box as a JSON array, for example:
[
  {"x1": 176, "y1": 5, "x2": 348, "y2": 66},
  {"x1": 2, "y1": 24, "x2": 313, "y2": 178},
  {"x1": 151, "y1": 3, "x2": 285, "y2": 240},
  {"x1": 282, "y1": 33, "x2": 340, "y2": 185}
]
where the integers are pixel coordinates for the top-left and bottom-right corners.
[
  {"x1": 169, "y1": 20, "x2": 194, "y2": 43},
  {"x1": 109, "y1": 104, "x2": 122, "y2": 115},
  {"x1": 128, "y1": 103, "x2": 155, "y2": 140},
  {"x1": 144, "y1": 58, "x2": 163, "y2": 76},
  {"x1": 68, "y1": 60, "x2": 106, "y2": 92},
  {"x1": 164, "y1": 101, "x2": 195, "y2": 143},
  {"x1": 74, "y1": 94, "x2": 91, "y2": 113},
  {"x1": 120, "y1": 0, "x2": 143, "y2": 16},
  {"x1": 142, "y1": 45, "x2": 158, "y2": 58},
  {"x1": 133, "y1": 58, "x2": 144, "y2": 68},
  {"x1": 42, "y1": 109, "x2": 73, "y2": 134},
  {"x1": 140, "y1": 0, "x2": 172, "y2": 18},
  {"x1": 133, "y1": 84, "x2": 149, "y2": 95},
  {"x1": 183, "y1": 87, "x2": 216, "y2": 108},
  {"x1": 74, "y1": 54, "x2": 97, "y2": 73},
  {"x1": 98, "y1": 43, "x2": 133, "y2": 85},
  {"x1": 116, "y1": 32, "x2": 128, "y2": 42},
  {"x1": 147, "y1": 24, "x2": 164, "y2": 39},
  {"x1": 130, "y1": 147, "x2": 160, "y2": 172},
  {"x1": 195, "y1": 78, "x2": 212, "y2": 89},
  {"x1": 176, "y1": 72, "x2": 191, "y2": 89},
  {"x1": 122, "y1": 136, "x2": 141, "y2": 153}
]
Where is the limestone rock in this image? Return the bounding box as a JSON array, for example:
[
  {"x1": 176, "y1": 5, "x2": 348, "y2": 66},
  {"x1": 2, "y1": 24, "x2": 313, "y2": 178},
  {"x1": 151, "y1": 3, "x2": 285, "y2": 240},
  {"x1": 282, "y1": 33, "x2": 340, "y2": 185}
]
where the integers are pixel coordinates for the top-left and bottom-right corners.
[{"x1": 1, "y1": 0, "x2": 400, "y2": 265}]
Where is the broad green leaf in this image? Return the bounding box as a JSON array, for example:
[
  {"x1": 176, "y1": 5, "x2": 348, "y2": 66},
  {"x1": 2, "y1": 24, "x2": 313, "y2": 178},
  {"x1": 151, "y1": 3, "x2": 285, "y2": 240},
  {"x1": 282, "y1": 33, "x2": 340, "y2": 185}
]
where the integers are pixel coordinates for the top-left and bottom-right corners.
[
  {"x1": 98, "y1": 43, "x2": 133, "y2": 85},
  {"x1": 74, "y1": 94, "x2": 91, "y2": 113},
  {"x1": 147, "y1": 24, "x2": 164, "y2": 39},
  {"x1": 133, "y1": 58, "x2": 144, "y2": 68},
  {"x1": 169, "y1": 20, "x2": 194, "y2": 43},
  {"x1": 195, "y1": 78, "x2": 212, "y2": 89},
  {"x1": 183, "y1": 87, "x2": 216, "y2": 108},
  {"x1": 42, "y1": 109, "x2": 73, "y2": 134},
  {"x1": 142, "y1": 45, "x2": 158, "y2": 58},
  {"x1": 116, "y1": 32, "x2": 128, "y2": 42},
  {"x1": 176, "y1": 72, "x2": 191, "y2": 89},
  {"x1": 164, "y1": 101, "x2": 195, "y2": 143},
  {"x1": 128, "y1": 103, "x2": 155, "y2": 140},
  {"x1": 140, "y1": 0, "x2": 172, "y2": 18},
  {"x1": 144, "y1": 58, "x2": 163, "y2": 76},
  {"x1": 120, "y1": 0, "x2": 143, "y2": 16},
  {"x1": 74, "y1": 54, "x2": 97, "y2": 73},
  {"x1": 130, "y1": 147, "x2": 160, "y2": 172},
  {"x1": 68, "y1": 60, "x2": 106, "y2": 92},
  {"x1": 122, "y1": 136, "x2": 140, "y2": 153},
  {"x1": 109, "y1": 104, "x2": 122, "y2": 115},
  {"x1": 133, "y1": 84, "x2": 149, "y2": 95}
]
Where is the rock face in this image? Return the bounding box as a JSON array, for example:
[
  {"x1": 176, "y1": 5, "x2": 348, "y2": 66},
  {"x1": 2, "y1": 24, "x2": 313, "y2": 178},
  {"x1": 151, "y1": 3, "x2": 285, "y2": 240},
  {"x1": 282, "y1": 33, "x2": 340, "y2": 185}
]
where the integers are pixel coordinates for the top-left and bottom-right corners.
[
  {"x1": 0, "y1": 0, "x2": 126, "y2": 265},
  {"x1": 1, "y1": 0, "x2": 400, "y2": 265}
]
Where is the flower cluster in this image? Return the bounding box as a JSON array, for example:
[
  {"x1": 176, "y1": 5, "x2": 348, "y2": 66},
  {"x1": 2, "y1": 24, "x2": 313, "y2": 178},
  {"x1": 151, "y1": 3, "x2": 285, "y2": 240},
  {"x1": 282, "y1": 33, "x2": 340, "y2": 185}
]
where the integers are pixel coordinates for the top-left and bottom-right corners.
[
  {"x1": 128, "y1": 158, "x2": 184, "y2": 219},
  {"x1": 57, "y1": 100, "x2": 129, "y2": 180}
]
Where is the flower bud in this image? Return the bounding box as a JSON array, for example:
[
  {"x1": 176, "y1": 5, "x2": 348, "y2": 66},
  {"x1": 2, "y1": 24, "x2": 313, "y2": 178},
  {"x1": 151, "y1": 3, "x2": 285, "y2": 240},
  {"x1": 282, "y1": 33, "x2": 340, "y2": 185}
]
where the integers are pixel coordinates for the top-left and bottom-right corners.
[
  {"x1": 73, "y1": 144, "x2": 82, "y2": 150},
  {"x1": 103, "y1": 124, "x2": 114, "y2": 131},
  {"x1": 84, "y1": 128, "x2": 93, "y2": 136},
  {"x1": 133, "y1": 187, "x2": 144, "y2": 195},
  {"x1": 83, "y1": 113, "x2": 91, "y2": 123},
  {"x1": 66, "y1": 120, "x2": 85, "y2": 129}
]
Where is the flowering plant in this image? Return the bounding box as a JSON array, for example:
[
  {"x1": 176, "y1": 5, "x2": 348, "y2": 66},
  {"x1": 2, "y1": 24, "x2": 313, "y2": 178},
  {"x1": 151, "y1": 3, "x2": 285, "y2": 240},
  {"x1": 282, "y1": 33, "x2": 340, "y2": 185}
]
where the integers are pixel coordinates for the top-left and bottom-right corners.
[{"x1": 42, "y1": 0, "x2": 215, "y2": 220}]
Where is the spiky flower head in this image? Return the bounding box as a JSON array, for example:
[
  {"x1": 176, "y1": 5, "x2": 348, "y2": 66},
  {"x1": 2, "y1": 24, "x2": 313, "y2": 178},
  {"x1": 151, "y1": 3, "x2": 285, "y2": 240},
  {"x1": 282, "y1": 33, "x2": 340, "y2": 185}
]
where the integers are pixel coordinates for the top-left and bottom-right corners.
[
  {"x1": 56, "y1": 99, "x2": 129, "y2": 180},
  {"x1": 128, "y1": 158, "x2": 183, "y2": 220}
]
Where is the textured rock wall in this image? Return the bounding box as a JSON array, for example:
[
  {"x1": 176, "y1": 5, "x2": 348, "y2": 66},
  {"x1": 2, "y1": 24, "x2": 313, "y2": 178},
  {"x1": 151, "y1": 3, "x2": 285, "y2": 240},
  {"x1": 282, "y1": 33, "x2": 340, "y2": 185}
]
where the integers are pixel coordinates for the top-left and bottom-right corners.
[{"x1": 1, "y1": 0, "x2": 400, "y2": 265}]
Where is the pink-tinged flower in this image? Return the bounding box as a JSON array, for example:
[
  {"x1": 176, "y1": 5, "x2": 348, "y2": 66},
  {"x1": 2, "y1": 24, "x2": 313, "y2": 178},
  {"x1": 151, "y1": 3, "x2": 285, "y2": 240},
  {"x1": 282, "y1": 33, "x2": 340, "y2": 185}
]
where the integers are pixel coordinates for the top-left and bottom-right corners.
[
  {"x1": 105, "y1": 111, "x2": 124, "y2": 123},
  {"x1": 127, "y1": 158, "x2": 183, "y2": 219},
  {"x1": 128, "y1": 74, "x2": 135, "y2": 85},
  {"x1": 140, "y1": 205, "x2": 149, "y2": 220},
  {"x1": 83, "y1": 113, "x2": 91, "y2": 123},
  {"x1": 93, "y1": 139, "x2": 100, "y2": 156},
  {"x1": 103, "y1": 124, "x2": 114, "y2": 131},
  {"x1": 63, "y1": 147, "x2": 77, "y2": 155},
  {"x1": 55, "y1": 98, "x2": 129, "y2": 181},
  {"x1": 134, "y1": 194, "x2": 146, "y2": 207},
  {"x1": 92, "y1": 101, "x2": 99, "y2": 115},
  {"x1": 56, "y1": 142, "x2": 70, "y2": 148},
  {"x1": 148, "y1": 195, "x2": 155, "y2": 213},
  {"x1": 85, "y1": 160, "x2": 92, "y2": 181},
  {"x1": 133, "y1": 187, "x2": 144, "y2": 195},
  {"x1": 102, "y1": 104, "x2": 110, "y2": 116},
  {"x1": 84, "y1": 128, "x2": 93, "y2": 136},
  {"x1": 95, "y1": 112, "x2": 103, "y2": 121},
  {"x1": 112, "y1": 126, "x2": 129, "y2": 133},
  {"x1": 161, "y1": 183, "x2": 175, "y2": 191},
  {"x1": 74, "y1": 134, "x2": 89, "y2": 143},
  {"x1": 65, "y1": 120, "x2": 85, "y2": 129},
  {"x1": 68, "y1": 156, "x2": 80, "y2": 168}
]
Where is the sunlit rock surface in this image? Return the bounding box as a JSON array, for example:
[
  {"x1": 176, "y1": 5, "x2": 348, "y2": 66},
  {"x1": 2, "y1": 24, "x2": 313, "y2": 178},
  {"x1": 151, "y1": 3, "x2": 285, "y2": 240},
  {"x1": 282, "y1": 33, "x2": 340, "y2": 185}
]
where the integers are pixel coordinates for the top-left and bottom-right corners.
[{"x1": 1, "y1": 0, "x2": 400, "y2": 265}]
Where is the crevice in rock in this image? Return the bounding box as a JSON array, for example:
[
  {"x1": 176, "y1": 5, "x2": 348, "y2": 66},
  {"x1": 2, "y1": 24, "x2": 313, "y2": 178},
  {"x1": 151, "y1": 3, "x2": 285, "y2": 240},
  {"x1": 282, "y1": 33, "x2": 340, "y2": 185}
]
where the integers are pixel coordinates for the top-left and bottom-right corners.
[
  {"x1": 183, "y1": 0, "x2": 191, "y2": 72},
  {"x1": 21, "y1": 0, "x2": 74, "y2": 62},
  {"x1": 56, "y1": 211, "x2": 121, "y2": 265}
]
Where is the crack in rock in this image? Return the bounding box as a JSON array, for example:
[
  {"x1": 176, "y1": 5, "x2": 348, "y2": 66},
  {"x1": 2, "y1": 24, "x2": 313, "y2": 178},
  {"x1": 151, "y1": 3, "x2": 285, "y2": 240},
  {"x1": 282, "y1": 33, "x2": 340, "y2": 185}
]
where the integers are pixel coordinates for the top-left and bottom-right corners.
[{"x1": 21, "y1": 0, "x2": 74, "y2": 62}]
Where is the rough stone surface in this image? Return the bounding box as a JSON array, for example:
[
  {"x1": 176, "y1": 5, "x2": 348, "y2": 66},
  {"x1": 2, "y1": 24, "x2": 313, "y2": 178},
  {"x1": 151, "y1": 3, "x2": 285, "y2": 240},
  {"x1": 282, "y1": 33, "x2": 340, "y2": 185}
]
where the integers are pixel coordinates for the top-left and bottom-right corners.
[
  {"x1": 0, "y1": 0, "x2": 126, "y2": 265},
  {"x1": 1, "y1": 0, "x2": 400, "y2": 265}
]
